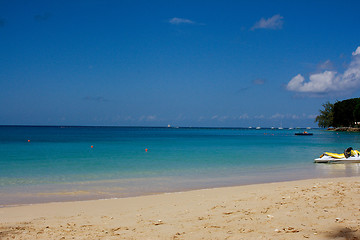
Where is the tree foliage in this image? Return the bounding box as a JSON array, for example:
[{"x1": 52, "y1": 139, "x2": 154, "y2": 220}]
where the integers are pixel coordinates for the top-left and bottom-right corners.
[
  {"x1": 333, "y1": 98, "x2": 360, "y2": 127},
  {"x1": 353, "y1": 102, "x2": 360, "y2": 123},
  {"x1": 315, "y1": 101, "x2": 334, "y2": 128},
  {"x1": 316, "y1": 98, "x2": 360, "y2": 128}
]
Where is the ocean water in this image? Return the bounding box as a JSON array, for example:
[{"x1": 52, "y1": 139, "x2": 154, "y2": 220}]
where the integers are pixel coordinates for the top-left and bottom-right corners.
[{"x1": 1, "y1": 126, "x2": 360, "y2": 206}]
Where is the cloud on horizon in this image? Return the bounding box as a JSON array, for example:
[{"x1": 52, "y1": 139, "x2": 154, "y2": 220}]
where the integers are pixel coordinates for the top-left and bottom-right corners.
[
  {"x1": 286, "y1": 46, "x2": 360, "y2": 94},
  {"x1": 169, "y1": 17, "x2": 195, "y2": 25},
  {"x1": 115, "y1": 113, "x2": 316, "y2": 125},
  {"x1": 251, "y1": 14, "x2": 284, "y2": 30},
  {"x1": 270, "y1": 113, "x2": 315, "y2": 120},
  {"x1": 139, "y1": 115, "x2": 157, "y2": 121},
  {"x1": 238, "y1": 114, "x2": 249, "y2": 120}
]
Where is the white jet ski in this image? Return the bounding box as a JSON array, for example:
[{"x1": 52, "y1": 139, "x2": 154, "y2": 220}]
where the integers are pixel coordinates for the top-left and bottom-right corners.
[{"x1": 314, "y1": 147, "x2": 360, "y2": 163}]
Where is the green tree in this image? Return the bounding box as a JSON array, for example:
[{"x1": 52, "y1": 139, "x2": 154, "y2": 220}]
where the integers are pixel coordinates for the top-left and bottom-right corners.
[
  {"x1": 333, "y1": 98, "x2": 360, "y2": 127},
  {"x1": 353, "y1": 102, "x2": 360, "y2": 124},
  {"x1": 315, "y1": 101, "x2": 334, "y2": 128}
]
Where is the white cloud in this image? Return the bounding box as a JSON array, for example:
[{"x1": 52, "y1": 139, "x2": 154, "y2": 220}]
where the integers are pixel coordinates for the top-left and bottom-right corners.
[
  {"x1": 238, "y1": 113, "x2": 249, "y2": 119},
  {"x1": 219, "y1": 116, "x2": 229, "y2": 121},
  {"x1": 352, "y1": 46, "x2": 360, "y2": 56},
  {"x1": 169, "y1": 17, "x2": 195, "y2": 25},
  {"x1": 286, "y1": 72, "x2": 337, "y2": 93},
  {"x1": 139, "y1": 115, "x2": 157, "y2": 121},
  {"x1": 210, "y1": 115, "x2": 230, "y2": 121},
  {"x1": 286, "y1": 46, "x2": 360, "y2": 93},
  {"x1": 251, "y1": 14, "x2": 284, "y2": 30},
  {"x1": 290, "y1": 114, "x2": 300, "y2": 119},
  {"x1": 270, "y1": 113, "x2": 285, "y2": 119}
]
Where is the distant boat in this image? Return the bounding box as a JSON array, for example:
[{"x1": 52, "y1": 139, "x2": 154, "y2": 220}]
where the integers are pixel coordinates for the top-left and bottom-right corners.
[
  {"x1": 295, "y1": 131, "x2": 313, "y2": 136},
  {"x1": 278, "y1": 120, "x2": 283, "y2": 130},
  {"x1": 256, "y1": 127, "x2": 261, "y2": 130}
]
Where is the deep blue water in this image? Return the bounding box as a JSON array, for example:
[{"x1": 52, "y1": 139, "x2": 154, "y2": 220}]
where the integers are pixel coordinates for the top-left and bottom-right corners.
[{"x1": 1, "y1": 126, "x2": 360, "y2": 205}]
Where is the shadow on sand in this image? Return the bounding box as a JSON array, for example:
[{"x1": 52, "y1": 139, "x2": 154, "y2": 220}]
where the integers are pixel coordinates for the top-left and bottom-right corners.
[{"x1": 327, "y1": 227, "x2": 359, "y2": 239}]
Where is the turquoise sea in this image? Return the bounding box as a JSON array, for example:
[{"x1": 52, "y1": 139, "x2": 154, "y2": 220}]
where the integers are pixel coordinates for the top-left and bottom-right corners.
[{"x1": 1, "y1": 126, "x2": 360, "y2": 206}]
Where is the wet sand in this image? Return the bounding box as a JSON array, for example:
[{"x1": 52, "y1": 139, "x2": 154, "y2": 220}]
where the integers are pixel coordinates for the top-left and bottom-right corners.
[{"x1": 1, "y1": 177, "x2": 360, "y2": 239}]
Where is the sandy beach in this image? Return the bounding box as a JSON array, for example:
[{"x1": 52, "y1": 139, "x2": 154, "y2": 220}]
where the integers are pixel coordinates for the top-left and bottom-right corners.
[{"x1": 1, "y1": 177, "x2": 360, "y2": 240}]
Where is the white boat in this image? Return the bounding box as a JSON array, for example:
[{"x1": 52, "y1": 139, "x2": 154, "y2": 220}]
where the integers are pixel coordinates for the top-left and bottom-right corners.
[{"x1": 314, "y1": 147, "x2": 360, "y2": 163}]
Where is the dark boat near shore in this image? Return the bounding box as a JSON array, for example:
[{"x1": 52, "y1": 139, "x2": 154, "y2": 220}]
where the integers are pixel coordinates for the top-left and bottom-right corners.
[{"x1": 295, "y1": 131, "x2": 313, "y2": 136}]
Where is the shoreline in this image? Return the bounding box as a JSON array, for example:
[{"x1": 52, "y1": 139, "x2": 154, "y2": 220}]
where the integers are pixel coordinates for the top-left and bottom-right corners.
[
  {"x1": 0, "y1": 164, "x2": 352, "y2": 208},
  {"x1": 327, "y1": 127, "x2": 360, "y2": 132},
  {"x1": 0, "y1": 175, "x2": 318, "y2": 208},
  {"x1": 1, "y1": 176, "x2": 360, "y2": 239}
]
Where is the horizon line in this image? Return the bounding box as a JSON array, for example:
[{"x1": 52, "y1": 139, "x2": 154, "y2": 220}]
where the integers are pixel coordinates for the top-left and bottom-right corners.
[{"x1": 0, "y1": 124, "x2": 319, "y2": 129}]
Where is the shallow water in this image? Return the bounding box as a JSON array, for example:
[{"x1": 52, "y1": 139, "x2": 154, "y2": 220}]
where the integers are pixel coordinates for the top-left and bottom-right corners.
[{"x1": 1, "y1": 126, "x2": 360, "y2": 205}]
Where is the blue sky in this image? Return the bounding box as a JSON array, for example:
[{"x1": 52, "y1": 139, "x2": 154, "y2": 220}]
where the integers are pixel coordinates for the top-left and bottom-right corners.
[{"x1": 1, "y1": 0, "x2": 360, "y2": 127}]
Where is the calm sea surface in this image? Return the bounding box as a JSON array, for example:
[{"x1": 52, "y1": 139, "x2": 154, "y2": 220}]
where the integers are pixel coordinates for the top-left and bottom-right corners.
[{"x1": 1, "y1": 126, "x2": 360, "y2": 206}]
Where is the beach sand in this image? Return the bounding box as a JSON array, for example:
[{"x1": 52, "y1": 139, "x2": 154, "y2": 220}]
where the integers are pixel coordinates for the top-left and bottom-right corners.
[{"x1": 1, "y1": 177, "x2": 360, "y2": 239}]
